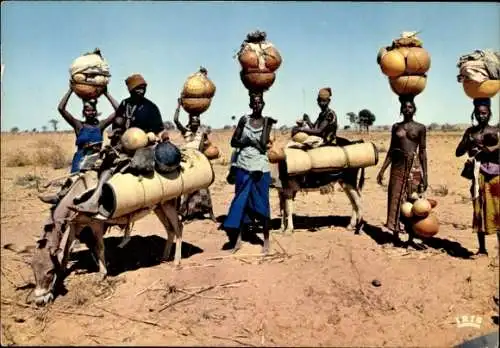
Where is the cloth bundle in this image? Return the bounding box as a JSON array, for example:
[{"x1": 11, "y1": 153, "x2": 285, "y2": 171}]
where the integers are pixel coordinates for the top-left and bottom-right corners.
[{"x1": 457, "y1": 50, "x2": 500, "y2": 83}]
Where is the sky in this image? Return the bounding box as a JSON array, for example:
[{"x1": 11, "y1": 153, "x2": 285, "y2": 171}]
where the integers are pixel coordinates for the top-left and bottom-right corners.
[{"x1": 1, "y1": 1, "x2": 499, "y2": 132}]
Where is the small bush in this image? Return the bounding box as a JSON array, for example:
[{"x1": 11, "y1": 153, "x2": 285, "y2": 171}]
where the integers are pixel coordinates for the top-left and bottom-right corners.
[
  {"x1": 33, "y1": 140, "x2": 71, "y2": 169},
  {"x1": 5, "y1": 151, "x2": 33, "y2": 167}
]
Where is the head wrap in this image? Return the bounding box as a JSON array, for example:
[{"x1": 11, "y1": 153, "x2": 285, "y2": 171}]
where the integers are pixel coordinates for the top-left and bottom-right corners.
[
  {"x1": 398, "y1": 94, "x2": 415, "y2": 104},
  {"x1": 318, "y1": 87, "x2": 332, "y2": 100},
  {"x1": 473, "y1": 98, "x2": 491, "y2": 108},
  {"x1": 125, "y1": 74, "x2": 147, "y2": 92}
]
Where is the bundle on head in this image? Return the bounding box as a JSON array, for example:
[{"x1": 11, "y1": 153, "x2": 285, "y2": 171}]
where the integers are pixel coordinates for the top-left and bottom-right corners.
[
  {"x1": 180, "y1": 67, "x2": 216, "y2": 115},
  {"x1": 377, "y1": 32, "x2": 431, "y2": 97},
  {"x1": 70, "y1": 47, "x2": 111, "y2": 100},
  {"x1": 457, "y1": 49, "x2": 500, "y2": 99},
  {"x1": 237, "y1": 30, "x2": 282, "y2": 93}
]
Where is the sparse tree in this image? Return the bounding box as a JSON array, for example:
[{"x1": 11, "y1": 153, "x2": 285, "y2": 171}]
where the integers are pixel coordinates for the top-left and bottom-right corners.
[
  {"x1": 49, "y1": 119, "x2": 59, "y2": 132},
  {"x1": 10, "y1": 127, "x2": 19, "y2": 133},
  {"x1": 223, "y1": 125, "x2": 232, "y2": 130},
  {"x1": 357, "y1": 109, "x2": 376, "y2": 133},
  {"x1": 42, "y1": 125, "x2": 48, "y2": 132},
  {"x1": 346, "y1": 112, "x2": 358, "y2": 130},
  {"x1": 32, "y1": 128, "x2": 37, "y2": 133},
  {"x1": 344, "y1": 125, "x2": 351, "y2": 130},
  {"x1": 428, "y1": 122, "x2": 440, "y2": 131}
]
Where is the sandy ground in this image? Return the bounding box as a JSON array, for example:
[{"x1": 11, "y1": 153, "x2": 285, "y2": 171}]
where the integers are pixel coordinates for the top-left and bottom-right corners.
[{"x1": 1, "y1": 130, "x2": 498, "y2": 347}]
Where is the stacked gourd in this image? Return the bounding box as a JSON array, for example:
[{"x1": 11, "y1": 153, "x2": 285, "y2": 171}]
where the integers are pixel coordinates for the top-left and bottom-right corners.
[
  {"x1": 69, "y1": 48, "x2": 111, "y2": 100},
  {"x1": 236, "y1": 30, "x2": 282, "y2": 93},
  {"x1": 400, "y1": 198, "x2": 439, "y2": 238},
  {"x1": 377, "y1": 32, "x2": 431, "y2": 97},
  {"x1": 180, "y1": 67, "x2": 216, "y2": 115}
]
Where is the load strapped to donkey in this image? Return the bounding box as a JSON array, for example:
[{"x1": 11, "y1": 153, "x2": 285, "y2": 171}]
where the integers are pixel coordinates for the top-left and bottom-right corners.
[{"x1": 32, "y1": 128, "x2": 215, "y2": 306}]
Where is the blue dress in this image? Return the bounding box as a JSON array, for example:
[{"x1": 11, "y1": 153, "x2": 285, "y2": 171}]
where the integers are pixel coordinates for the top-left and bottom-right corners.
[{"x1": 70, "y1": 124, "x2": 103, "y2": 173}]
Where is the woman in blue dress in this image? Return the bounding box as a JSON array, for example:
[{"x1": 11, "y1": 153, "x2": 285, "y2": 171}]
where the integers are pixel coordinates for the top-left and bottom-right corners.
[{"x1": 223, "y1": 91, "x2": 276, "y2": 254}]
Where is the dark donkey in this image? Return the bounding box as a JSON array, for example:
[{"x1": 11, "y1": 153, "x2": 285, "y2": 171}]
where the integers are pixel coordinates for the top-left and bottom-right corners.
[{"x1": 274, "y1": 137, "x2": 377, "y2": 233}]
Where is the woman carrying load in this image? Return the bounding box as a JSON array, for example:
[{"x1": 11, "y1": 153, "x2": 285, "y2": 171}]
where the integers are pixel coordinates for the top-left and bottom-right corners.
[
  {"x1": 174, "y1": 97, "x2": 217, "y2": 223},
  {"x1": 223, "y1": 91, "x2": 276, "y2": 254},
  {"x1": 376, "y1": 95, "x2": 428, "y2": 247},
  {"x1": 455, "y1": 98, "x2": 499, "y2": 257},
  {"x1": 39, "y1": 85, "x2": 119, "y2": 205}
]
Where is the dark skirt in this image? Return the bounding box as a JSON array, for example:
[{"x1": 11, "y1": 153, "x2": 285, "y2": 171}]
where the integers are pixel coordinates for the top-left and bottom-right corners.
[
  {"x1": 223, "y1": 167, "x2": 271, "y2": 230},
  {"x1": 386, "y1": 151, "x2": 420, "y2": 231}
]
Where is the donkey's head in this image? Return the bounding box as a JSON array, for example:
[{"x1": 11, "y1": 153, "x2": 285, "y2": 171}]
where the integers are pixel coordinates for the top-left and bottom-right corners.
[{"x1": 31, "y1": 234, "x2": 60, "y2": 306}]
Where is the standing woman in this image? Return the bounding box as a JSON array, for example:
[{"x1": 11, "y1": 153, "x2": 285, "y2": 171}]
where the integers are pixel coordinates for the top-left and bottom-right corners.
[
  {"x1": 174, "y1": 98, "x2": 217, "y2": 223},
  {"x1": 58, "y1": 85, "x2": 119, "y2": 173},
  {"x1": 455, "y1": 98, "x2": 499, "y2": 256},
  {"x1": 223, "y1": 91, "x2": 276, "y2": 254},
  {"x1": 376, "y1": 95, "x2": 428, "y2": 246}
]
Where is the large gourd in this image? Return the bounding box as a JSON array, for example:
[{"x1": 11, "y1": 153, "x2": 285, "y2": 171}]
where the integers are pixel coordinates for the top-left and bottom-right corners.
[
  {"x1": 180, "y1": 67, "x2": 216, "y2": 115},
  {"x1": 462, "y1": 79, "x2": 500, "y2": 99},
  {"x1": 70, "y1": 48, "x2": 111, "y2": 100},
  {"x1": 412, "y1": 213, "x2": 439, "y2": 238},
  {"x1": 389, "y1": 75, "x2": 427, "y2": 96},
  {"x1": 237, "y1": 30, "x2": 282, "y2": 92}
]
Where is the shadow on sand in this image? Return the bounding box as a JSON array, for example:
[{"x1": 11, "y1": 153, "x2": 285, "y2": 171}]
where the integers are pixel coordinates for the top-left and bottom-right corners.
[
  {"x1": 362, "y1": 222, "x2": 474, "y2": 259},
  {"x1": 70, "y1": 234, "x2": 204, "y2": 277}
]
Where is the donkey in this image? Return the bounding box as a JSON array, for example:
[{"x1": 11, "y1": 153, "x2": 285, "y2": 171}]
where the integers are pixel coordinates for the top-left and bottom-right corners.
[
  {"x1": 31, "y1": 170, "x2": 183, "y2": 306},
  {"x1": 273, "y1": 137, "x2": 373, "y2": 234}
]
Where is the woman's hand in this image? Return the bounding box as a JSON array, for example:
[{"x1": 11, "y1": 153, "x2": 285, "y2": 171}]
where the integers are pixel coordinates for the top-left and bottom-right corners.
[
  {"x1": 158, "y1": 130, "x2": 170, "y2": 142},
  {"x1": 376, "y1": 171, "x2": 384, "y2": 186}
]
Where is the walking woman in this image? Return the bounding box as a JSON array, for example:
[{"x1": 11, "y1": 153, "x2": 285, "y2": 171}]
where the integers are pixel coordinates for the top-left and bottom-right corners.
[
  {"x1": 223, "y1": 91, "x2": 276, "y2": 254},
  {"x1": 174, "y1": 97, "x2": 216, "y2": 223},
  {"x1": 376, "y1": 95, "x2": 428, "y2": 246},
  {"x1": 456, "y1": 98, "x2": 499, "y2": 256}
]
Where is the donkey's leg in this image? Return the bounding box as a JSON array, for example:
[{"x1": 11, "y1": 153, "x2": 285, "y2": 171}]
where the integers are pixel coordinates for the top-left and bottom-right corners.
[
  {"x1": 117, "y1": 222, "x2": 132, "y2": 249},
  {"x1": 277, "y1": 190, "x2": 286, "y2": 233},
  {"x1": 154, "y1": 206, "x2": 174, "y2": 263},
  {"x1": 283, "y1": 196, "x2": 295, "y2": 234},
  {"x1": 342, "y1": 183, "x2": 363, "y2": 233},
  {"x1": 161, "y1": 200, "x2": 183, "y2": 267},
  {"x1": 90, "y1": 222, "x2": 108, "y2": 279}
]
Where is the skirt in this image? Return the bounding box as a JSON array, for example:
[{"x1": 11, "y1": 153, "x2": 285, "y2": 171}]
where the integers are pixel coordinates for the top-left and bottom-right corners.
[
  {"x1": 223, "y1": 167, "x2": 271, "y2": 230},
  {"x1": 386, "y1": 151, "x2": 422, "y2": 231},
  {"x1": 472, "y1": 172, "x2": 500, "y2": 235}
]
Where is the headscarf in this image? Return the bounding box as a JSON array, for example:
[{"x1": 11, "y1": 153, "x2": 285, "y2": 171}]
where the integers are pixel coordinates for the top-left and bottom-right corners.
[
  {"x1": 125, "y1": 74, "x2": 147, "y2": 92},
  {"x1": 473, "y1": 98, "x2": 491, "y2": 108},
  {"x1": 318, "y1": 87, "x2": 332, "y2": 100}
]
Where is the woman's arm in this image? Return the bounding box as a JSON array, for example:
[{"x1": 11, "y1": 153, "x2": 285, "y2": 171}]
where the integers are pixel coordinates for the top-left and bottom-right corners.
[
  {"x1": 174, "y1": 98, "x2": 188, "y2": 135},
  {"x1": 455, "y1": 128, "x2": 472, "y2": 157},
  {"x1": 376, "y1": 124, "x2": 396, "y2": 185},
  {"x1": 99, "y1": 88, "x2": 120, "y2": 131},
  {"x1": 230, "y1": 116, "x2": 253, "y2": 149},
  {"x1": 418, "y1": 125, "x2": 428, "y2": 191},
  {"x1": 58, "y1": 86, "x2": 82, "y2": 131}
]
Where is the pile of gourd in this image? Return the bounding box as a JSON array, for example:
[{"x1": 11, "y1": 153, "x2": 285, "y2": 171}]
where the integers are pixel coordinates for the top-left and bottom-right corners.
[{"x1": 400, "y1": 197, "x2": 439, "y2": 238}]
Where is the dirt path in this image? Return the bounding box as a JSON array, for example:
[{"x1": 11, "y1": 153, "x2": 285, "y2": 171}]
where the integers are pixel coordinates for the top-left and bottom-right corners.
[{"x1": 1, "y1": 131, "x2": 498, "y2": 346}]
